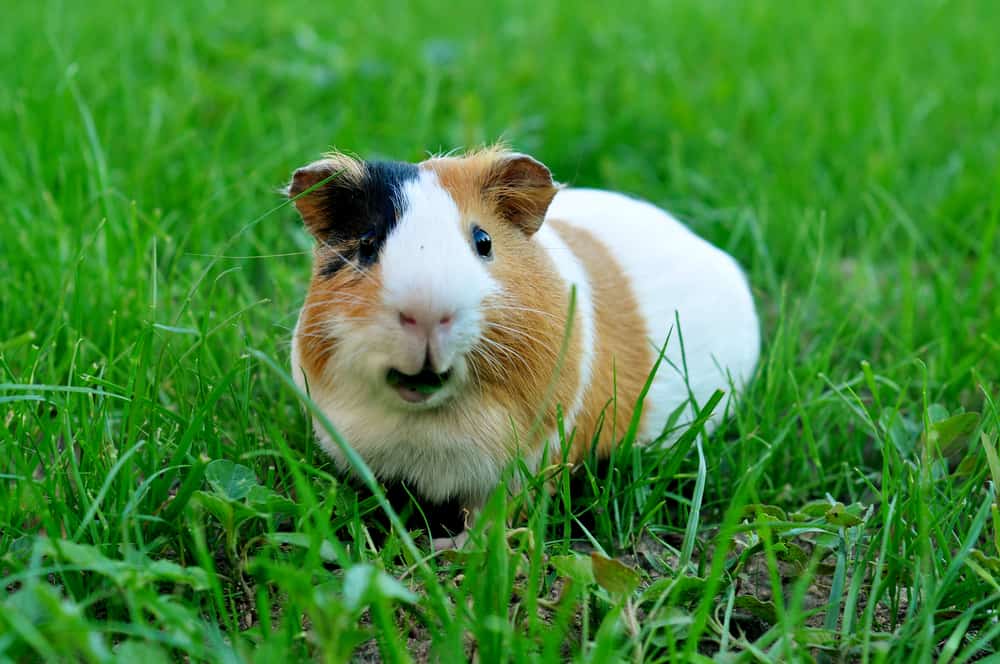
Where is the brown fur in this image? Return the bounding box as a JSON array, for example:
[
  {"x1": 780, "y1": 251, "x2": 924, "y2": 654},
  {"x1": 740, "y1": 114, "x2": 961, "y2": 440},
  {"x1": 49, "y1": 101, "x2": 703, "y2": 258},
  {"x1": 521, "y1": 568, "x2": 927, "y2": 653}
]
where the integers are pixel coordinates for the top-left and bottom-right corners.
[
  {"x1": 548, "y1": 220, "x2": 652, "y2": 462},
  {"x1": 297, "y1": 253, "x2": 382, "y2": 379}
]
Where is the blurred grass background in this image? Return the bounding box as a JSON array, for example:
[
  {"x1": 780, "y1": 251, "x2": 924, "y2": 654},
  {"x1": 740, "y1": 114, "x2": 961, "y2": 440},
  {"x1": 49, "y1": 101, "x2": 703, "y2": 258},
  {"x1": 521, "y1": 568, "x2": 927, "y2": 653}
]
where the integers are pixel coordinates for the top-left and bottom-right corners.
[{"x1": 2, "y1": 0, "x2": 999, "y2": 661}]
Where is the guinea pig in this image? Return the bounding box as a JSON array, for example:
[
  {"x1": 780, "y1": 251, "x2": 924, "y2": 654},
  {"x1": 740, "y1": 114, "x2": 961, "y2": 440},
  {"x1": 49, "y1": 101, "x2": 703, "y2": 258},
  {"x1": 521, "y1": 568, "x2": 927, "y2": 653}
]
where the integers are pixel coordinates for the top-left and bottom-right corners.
[{"x1": 288, "y1": 146, "x2": 759, "y2": 543}]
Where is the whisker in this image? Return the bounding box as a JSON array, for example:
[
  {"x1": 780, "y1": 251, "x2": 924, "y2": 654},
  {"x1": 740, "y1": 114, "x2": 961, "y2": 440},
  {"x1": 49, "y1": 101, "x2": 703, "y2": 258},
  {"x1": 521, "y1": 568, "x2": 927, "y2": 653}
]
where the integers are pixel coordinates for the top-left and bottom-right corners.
[
  {"x1": 475, "y1": 336, "x2": 540, "y2": 380},
  {"x1": 469, "y1": 346, "x2": 512, "y2": 383},
  {"x1": 483, "y1": 322, "x2": 556, "y2": 352},
  {"x1": 316, "y1": 238, "x2": 383, "y2": 286},
  {"x1": 298, "y1": 295, "x2": 372, "y2": 309},
  {"x1": 481, "y1": 302, "x2": 561, "y2": 321}
]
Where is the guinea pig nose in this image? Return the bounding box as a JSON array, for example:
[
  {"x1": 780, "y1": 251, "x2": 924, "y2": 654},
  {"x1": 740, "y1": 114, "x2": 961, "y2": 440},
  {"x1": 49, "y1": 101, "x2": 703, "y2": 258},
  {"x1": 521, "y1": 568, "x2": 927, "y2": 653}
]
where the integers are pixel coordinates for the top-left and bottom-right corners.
[{"x1": 398, "y1": 309, "x2": 455, "y2": 331}]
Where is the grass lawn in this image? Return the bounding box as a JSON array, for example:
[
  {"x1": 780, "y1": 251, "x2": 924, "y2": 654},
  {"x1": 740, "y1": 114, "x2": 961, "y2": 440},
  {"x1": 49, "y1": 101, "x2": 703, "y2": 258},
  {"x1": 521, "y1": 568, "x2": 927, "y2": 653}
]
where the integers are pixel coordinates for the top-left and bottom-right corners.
[{"x1": 2, "y1": 0, "x2": 1000, "y2": 661}]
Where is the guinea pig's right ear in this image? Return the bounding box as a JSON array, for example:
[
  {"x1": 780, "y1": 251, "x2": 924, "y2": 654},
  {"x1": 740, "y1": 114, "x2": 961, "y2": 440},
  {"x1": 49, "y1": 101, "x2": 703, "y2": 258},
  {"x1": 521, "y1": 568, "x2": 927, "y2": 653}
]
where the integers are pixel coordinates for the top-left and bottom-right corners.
[
  {"x1": 287, "y1": 154, "x2": 365, "y2": 238},
  {"x1": 483, "y1": 153, "x2": 558, "y2": 236}
]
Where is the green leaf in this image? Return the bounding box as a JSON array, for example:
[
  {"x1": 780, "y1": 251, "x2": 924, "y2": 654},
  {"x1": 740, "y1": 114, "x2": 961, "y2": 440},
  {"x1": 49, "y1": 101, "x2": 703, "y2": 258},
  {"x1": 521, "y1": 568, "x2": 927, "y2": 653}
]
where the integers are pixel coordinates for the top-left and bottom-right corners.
[
  {"x1": 267, "y1": 532, "x2": 340, "y2": 562},
  {"x1": 655, "y1": 575, "x2": 709, "y2": 606},
  {"x1": 3, "y1": 583, "x2": 110, "y2": 661},
  {"x1": 341, "y1": 564, "x2": 417, "y2": 613},
  {"x1": 953, "y1": 453, "x2": 981, "y2": 477},
  {"x1": 247, "y1": 485, "x2": 298, "y2": 515},
  {"x1": 114, "y1": 641, "x2": 172, "y2": 664},
  {"x1": 733, "y1": 595, "x2": 778, "y2": 624},
  {"x1": 811, "y1": 532, "x2": 841, "y2": 552},
  {"x1": 646, "y1": 607, "x2": 694, "y2": 646},
  {"x1": 825, "y1": 502, "x2": 863, "y2": 527},
  {"x1": 38, "y1": 539, "x2": 211, "y2": 591},
  {"x1": 190, "y1": 490, "x2": 234, "y2": 526},
  {"x1": 880, "y1": 409, "x2": 920, "y2": 459},
  {"x1": 34, "y1": 540, "x2": 128, "y2": 588},
  {"x1": 205, "y1": 459, "x2": 258, "y2": 500},
  {"x1": 969, "y1": 548, "x2": 1000, "y2": 574},
  {"x1": 590, "y1": 552, "x2": 641, "y2": 596},
  {"x1": 742, "y1": 504, "x2": 788, "y2": 521},
  {"x1": 795, "y1": 500, "x2": 834, "y2": 519},
  {"x1": 145, "y1": 560, "x2": 210, "y2": 591},
  {"x1": 551, "y1": 554, "x2": 595, "y2": 585},
  {"x1": 41, "y1": 539, "x2": 111, "y2": 570},
  {"x1": 927, "y1": 403, "x2": 950, "y2": 424},
  {"x1": 926, "y1": 412, "x2": 980, "y2": 456},
  {"x1": 774, "y1": 541, "x2": 810, "y2": 568}
]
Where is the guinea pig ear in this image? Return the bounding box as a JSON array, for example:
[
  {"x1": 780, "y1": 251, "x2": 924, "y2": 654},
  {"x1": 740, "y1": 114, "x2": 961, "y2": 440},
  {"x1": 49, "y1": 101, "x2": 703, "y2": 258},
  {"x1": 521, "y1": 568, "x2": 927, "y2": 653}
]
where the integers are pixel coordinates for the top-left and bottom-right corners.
[
  {"x1": 483, "y1": 153, "x2": 558, "y2": 236},
  {"x1": 287, "y1": 154, "x2": 365, "y2": 239}
]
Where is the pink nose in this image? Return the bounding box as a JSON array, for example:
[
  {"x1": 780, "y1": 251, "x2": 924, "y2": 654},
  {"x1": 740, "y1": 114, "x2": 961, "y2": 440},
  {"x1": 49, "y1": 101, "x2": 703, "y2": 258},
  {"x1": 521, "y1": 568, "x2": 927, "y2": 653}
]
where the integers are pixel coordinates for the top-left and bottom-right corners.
[{"x1": 398, "y1": 310, "x2": 453, "y2": 334}]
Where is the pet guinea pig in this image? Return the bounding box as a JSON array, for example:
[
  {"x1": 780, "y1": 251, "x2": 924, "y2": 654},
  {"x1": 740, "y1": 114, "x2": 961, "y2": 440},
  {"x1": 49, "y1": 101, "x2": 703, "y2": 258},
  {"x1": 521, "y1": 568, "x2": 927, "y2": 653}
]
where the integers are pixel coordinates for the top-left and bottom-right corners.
[{"x1": 288, "y1": 146, "x2": 759, "y2": 538}]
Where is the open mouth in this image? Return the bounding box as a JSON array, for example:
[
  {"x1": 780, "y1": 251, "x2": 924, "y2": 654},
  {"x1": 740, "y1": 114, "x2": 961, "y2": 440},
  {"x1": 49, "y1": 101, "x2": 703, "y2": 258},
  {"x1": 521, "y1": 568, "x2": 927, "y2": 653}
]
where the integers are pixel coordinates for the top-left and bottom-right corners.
[{"x1": 386, "y1": 367, "x2": 452, "y2": 403}]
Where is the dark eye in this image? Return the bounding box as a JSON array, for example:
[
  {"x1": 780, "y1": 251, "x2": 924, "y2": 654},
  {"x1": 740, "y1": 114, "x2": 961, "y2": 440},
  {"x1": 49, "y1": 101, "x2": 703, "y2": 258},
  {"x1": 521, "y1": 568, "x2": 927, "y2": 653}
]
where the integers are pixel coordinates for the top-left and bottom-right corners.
[
  {"x1": 357, "y1": 231, "x2": 378, "y2": 265},
  {"x1": 472, "y1": 226, "x2": 492, "y2": 258}
]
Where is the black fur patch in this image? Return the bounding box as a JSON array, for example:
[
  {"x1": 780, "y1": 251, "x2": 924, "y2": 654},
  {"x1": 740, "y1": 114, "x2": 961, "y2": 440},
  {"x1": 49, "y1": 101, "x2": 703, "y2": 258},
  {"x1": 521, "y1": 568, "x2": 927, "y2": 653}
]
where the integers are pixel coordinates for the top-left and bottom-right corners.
[{"x1": 314, "y1": 160, "x2": 419, "y2": 277}]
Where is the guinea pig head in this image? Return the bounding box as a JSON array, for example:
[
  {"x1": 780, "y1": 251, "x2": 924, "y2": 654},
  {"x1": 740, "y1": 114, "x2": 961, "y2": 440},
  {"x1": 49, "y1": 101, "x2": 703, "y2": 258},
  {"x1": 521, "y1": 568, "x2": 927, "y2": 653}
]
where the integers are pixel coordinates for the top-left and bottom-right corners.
[{"x1": 290, "y1": 148, "x2": 560, "y2": 414}]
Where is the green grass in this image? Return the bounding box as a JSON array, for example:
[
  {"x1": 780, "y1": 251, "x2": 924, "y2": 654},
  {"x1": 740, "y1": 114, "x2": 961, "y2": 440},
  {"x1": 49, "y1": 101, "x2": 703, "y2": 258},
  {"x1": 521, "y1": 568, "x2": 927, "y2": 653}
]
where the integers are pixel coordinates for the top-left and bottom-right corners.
[{"x1": 2, "y1": 0, "x2": 1000, "y2": 661}]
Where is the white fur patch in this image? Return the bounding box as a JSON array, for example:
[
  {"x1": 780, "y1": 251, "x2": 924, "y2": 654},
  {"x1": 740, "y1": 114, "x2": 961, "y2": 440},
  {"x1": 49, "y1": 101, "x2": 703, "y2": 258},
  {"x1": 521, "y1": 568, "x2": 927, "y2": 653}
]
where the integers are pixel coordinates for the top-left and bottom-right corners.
[
  {"x1": 367, "y1": 170, "x2": 502, "y2": 379},
  {"x1": 382, "y1": 171, "x2": 500, "y2": 316},
  {"x1": 546, "y1": 189, "x2": 760, "y2": 439},
  {"x1": 533, "y1": 223, "x2": 596, "y2": 448}
]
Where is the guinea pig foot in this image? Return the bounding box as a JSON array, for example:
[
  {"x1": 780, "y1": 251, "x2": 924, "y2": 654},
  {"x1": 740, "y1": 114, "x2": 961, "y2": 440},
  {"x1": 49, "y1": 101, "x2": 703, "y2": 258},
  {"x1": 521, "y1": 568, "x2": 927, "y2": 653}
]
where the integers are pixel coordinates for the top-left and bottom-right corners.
[{"x1": 431, "y1": 529, "x2": 470, "y2": 551}]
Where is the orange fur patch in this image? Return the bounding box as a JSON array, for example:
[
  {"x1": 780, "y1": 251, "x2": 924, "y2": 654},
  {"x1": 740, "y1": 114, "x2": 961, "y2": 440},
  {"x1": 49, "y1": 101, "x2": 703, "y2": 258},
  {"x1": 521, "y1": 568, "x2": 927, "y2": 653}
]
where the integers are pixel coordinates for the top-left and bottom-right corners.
[
  {"x1": 296, "y1": 249, "x2": 382, "y2": 379},
  {"x1": 426, "y1": 146, "x2": 557, "y2": 234},
  {"x1": 548, "y1": 220, "x2": 652, "y2": 463},
  {"x1": 423, "y1": 147, "x2": 508, "y2": 223}
]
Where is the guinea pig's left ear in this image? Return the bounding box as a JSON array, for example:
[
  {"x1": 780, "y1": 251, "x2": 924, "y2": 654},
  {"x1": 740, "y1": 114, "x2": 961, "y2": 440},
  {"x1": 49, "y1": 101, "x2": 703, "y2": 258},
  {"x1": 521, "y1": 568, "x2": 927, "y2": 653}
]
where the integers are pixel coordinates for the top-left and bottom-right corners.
[
  {"x1": 484, "y1": 153, "x2": 558, "y2": 236},
  {"x1": 286, "y1": 154, "x2": 365, "y2": 239}
]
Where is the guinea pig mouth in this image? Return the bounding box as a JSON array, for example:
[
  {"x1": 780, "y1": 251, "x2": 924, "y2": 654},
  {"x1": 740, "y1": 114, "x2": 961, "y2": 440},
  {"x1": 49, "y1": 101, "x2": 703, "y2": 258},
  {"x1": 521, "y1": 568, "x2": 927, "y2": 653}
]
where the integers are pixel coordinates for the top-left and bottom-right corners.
[{"x1": 386, "y1": 367, "x2": 452, "y2": 403}]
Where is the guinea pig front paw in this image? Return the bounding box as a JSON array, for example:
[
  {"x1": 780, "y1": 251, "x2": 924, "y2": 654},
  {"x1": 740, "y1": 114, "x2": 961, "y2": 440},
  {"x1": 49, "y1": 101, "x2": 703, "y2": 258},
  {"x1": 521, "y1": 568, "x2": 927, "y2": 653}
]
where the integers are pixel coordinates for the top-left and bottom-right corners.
[
  {"x1": 430, "y1": 506, "x2": 475, "y2": 551},
  {"x1": 431, "y1": 529, "x2": 470, "y2": 551}
]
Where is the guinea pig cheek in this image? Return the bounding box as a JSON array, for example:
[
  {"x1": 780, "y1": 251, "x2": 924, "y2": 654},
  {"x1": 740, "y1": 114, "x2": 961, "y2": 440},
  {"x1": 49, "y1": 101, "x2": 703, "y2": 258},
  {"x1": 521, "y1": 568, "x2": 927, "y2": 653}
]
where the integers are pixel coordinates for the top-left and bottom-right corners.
[
  {"x1": 312, "y1": 310, "x2": 385, "y2": 393},
  {"x1": 296, "y1": 263, "x2": 383, "y2": 379}
]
